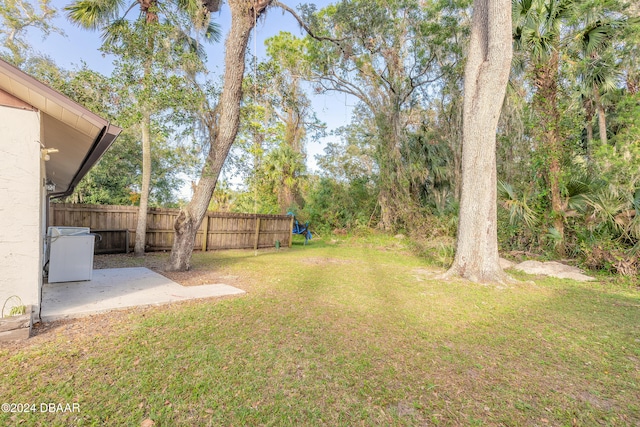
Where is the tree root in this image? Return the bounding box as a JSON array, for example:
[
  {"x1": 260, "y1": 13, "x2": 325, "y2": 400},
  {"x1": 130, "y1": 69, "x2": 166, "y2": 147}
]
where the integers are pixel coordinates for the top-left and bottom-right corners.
[{"x1": 439, "y1": 266, "x2": 519, "y2": 288}]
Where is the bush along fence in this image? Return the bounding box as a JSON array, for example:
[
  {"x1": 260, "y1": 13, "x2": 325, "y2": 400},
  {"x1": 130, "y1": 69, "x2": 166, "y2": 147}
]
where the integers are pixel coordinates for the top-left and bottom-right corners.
[{"x1": 49, "y1": 203, "x2": 294, "y2": 254}]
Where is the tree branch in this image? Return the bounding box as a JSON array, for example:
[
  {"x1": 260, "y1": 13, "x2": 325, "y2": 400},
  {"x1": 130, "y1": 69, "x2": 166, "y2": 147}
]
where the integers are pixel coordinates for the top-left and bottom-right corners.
[{"x1": 271, "y1": 0, "x2": 344, "y2": 45}]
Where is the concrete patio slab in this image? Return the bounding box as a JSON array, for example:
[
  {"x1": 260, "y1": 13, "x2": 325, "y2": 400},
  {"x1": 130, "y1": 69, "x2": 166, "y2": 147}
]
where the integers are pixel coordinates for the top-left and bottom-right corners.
[{"x1": 41, "y1": 267, "x2": 245, "y2": 321}]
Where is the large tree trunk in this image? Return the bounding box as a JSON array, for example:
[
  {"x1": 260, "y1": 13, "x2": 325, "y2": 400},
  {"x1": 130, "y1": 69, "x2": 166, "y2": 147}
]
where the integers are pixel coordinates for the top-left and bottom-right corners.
[
  {"x1": 134, "y1": 109, "x2": 152, "y2": 256},
  {"x1": 445, "y1": 0, "x2": 512, "y2": 283},
  {"x1": 166, "y1": 0, "x2": 270, "y2": 271}
]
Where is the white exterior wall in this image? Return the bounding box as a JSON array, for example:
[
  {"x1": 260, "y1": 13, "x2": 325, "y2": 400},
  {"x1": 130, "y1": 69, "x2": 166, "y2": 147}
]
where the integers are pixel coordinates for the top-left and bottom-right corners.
[{"x1": 0, "y1": 106, "x2": 43, "y2": 316}]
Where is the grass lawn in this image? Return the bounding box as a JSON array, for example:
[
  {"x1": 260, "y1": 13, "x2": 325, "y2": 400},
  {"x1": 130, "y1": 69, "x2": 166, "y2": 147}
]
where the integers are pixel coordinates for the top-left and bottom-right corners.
[{"x1": 1, "y1": 234, "x2": 639, "y2": 426}]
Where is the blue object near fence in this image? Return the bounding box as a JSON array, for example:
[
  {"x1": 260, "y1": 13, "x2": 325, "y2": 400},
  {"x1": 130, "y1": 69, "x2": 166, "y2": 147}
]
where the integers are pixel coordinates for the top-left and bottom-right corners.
[{"x1": 288, "y1": 212, "x2": 312, "y2": 244}]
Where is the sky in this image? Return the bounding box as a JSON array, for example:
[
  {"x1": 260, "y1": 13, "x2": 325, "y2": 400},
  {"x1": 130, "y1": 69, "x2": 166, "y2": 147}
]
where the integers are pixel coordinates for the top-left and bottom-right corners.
[{"x1": 24, "y1": 0, "x2": 354, "y2": 180}]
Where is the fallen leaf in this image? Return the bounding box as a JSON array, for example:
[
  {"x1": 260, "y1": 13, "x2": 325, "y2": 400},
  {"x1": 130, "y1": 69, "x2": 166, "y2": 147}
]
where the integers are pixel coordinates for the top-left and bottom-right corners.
[
  {"x1": 141, "y1": 419, "x2": 155, "y2": 427},
  {"x1": 205, "y1": 409, "x2": 214, "y2": 414}
]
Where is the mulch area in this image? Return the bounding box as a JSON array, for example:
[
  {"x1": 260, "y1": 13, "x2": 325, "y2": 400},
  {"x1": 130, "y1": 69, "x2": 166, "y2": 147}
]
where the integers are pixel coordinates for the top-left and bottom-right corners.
[{"x1": 92, "y1": 252, "x2": 245, "y2": 287}]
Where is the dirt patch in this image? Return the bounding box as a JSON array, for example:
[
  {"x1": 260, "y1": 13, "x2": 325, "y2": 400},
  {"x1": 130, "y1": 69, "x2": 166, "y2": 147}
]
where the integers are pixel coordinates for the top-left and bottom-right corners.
[
  {"x1": 499, "y1": 258, "x2": 516, "y2": 270},
  {"x1": 92, "y1": 253, "x2": 167, "y2": 270},
  {"x1": 574, "y1": 391, "x2": 614, "y2": 411},
  {"x1": 414, "y1": 258, "x2": 596, "y2": 283},
  {"x1": 2, "y1": 306, "x2": 141, "y2": 352},
  {"x1": 162, "y1": 270, "x2": 241, "y2": 287},
  {"x1": 302, "y1": 257, "x2": 354, "y2": 266},
  {"x1": 412, "y1": 267, "x2": 442, "y2": 281},
  {"x1": 512, "y1": 260, "x2": 595, "y2": 282},
  {"x1": 3, "y1": 298, "x2": 225, "y2": 352},
  {"x1": 93, "y1": 253, "x2": 245, "y2": 287}
]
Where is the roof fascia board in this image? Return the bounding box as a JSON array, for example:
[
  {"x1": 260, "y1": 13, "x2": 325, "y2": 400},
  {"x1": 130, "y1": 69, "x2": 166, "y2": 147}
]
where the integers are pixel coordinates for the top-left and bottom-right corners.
[{"x1": 0, "y1": 59, "x2": 108, "y2": 129}]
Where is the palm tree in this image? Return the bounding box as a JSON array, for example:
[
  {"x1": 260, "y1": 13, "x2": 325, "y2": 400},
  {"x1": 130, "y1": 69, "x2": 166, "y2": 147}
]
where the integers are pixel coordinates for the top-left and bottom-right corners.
[
  {"x1": 576, "y1": 52, "x2": 619, "y2": 146},
  {"x1": 617, "y1": 1, "x2": 640, "y2": 94},
  {"x1": 513, "y1": 0, "x2": 633, "y2": 255},
  {"x1": 513, "y1": 0, "x2": 577, "y2": 256},
  {"x1": 66, "y1": 0, "x2": 220, "y2": 256},
  {"x1": 263, "y1": 143, "x2": 306, "y2": 213},
  {"x1": 572, "y1": 0, "x2": 629, "y2": 147}
]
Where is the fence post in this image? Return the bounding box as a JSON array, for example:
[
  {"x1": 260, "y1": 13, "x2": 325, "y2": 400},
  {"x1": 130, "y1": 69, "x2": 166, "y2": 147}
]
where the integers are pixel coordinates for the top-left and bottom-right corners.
[
  {"x1": 254, "y1": 217, "x2": 261, "y2": 250},
  {"x1": 201, "y1": 213, "x2": 209, "y2": 252},
  {"x1": 289, "y1": 216, "x2": 294, "y2": 248}
]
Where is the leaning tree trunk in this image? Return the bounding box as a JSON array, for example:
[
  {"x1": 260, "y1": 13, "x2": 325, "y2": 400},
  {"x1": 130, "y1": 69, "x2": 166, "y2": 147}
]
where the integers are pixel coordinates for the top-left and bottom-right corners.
[
  {"x1": 445, "y1": 0, "x2": 512, "y2": 283},
  {"x1": 166, "y1": 0, "x2": 271, "y2": 271},
  {"x1": 134, "y1": 109, "x2": 152, "y2": 256}
]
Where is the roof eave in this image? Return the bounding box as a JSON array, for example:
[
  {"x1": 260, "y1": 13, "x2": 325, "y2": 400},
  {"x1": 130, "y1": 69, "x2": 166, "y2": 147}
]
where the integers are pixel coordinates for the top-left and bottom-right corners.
[{"x1": 49, "y1": 122, "x2": 123, "y2": 199}]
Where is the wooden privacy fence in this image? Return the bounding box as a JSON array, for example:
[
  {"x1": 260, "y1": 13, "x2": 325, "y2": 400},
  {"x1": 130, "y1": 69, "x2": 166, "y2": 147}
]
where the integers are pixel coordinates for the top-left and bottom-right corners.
[{"x1": 49, "y1": 203, "x2": 294, "y2": 254}]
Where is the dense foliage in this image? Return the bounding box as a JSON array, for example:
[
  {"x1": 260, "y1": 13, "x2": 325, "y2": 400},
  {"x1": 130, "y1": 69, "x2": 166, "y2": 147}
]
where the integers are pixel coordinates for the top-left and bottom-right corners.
[{"x1": 1, "y1": 0, "x2": 639, "y2": 275}]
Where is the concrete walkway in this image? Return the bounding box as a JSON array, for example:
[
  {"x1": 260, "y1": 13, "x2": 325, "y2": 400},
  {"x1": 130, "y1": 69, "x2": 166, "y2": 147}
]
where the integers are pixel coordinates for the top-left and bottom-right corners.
[{"x1": 41, "y1": 267, "x2": 245, "y2": 321}]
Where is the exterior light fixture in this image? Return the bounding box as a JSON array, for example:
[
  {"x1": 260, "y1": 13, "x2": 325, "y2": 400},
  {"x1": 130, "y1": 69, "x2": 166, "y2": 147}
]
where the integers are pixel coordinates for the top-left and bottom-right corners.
[{"x1": 45, "y1": 179, "x2": 56, "y2": 192}]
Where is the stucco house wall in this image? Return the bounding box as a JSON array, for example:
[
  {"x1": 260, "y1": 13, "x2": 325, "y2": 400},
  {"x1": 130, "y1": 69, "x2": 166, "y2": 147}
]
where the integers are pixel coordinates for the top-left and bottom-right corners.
[
  {"x1": 0, "y1": 105, "x2": 43, "y2": 313},
  {"x1": 0, "y1": 59, "x2": 121, "y2": 326}
]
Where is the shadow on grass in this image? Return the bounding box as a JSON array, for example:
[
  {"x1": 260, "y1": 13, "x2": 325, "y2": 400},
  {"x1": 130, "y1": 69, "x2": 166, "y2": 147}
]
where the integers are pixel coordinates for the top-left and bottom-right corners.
[{"x1": 2, "y1": 241, "x2": 639, "y2": 426}]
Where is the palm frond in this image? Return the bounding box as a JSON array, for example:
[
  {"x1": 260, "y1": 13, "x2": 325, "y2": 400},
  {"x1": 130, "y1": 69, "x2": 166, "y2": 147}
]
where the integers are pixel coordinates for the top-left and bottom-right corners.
[
  {"x1": 66, "y1": 0, "x2": 126, "y2": 30},
  {"x1": 584, "y1": 189, "x2": 630, "y2": 233},
  {"x1": 545, "y1": 227, "x2": 563, "y2": 248},
  {"x1": 628, "y1": 212, "x2": 640, "y2": 241},
  {"x1": 101, "y1": 18, "x2": 130, "y2": 45},
  {"x1": 204, "y1": 20, "x2": 222, "y2": 42},
  {"x1": 566, "y1": 172, "x2": 605, "y2": 210},
  {"x1": 498, "y1": 180, "x2": 539, "y2": 228},
  {"x1": 176, "y1": 0, "x2": 201, "y2": 18},
  {"x1": 580, "y1": 23, "x2": 611, "y2": 55}
]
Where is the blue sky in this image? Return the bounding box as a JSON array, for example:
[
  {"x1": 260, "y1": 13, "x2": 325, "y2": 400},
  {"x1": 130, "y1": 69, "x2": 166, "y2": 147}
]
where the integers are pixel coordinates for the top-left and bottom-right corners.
[{"x1": 26, "y1": 1, "x2": 355, "y2": 176}]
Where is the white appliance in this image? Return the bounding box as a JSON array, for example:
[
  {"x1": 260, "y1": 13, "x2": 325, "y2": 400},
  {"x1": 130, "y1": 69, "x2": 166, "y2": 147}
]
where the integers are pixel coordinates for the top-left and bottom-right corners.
[{"x1": 46, "y1": 227, "x2": 95, "y2": 283}]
